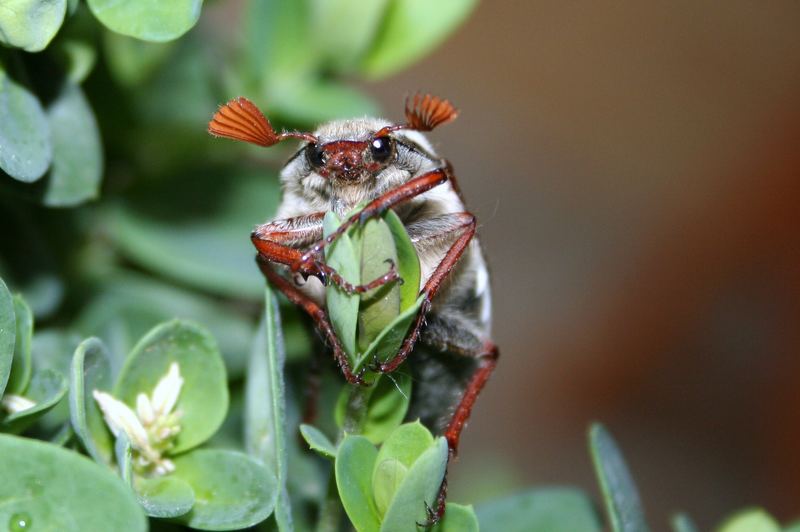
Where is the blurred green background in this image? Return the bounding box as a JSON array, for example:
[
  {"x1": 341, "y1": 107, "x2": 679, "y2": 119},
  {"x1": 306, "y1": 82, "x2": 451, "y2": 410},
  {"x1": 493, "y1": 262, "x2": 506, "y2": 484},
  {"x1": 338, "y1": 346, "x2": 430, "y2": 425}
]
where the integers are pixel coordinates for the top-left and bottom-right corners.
[{"x1": 2, "y1": 1, "x2": 800, "y2": 530}]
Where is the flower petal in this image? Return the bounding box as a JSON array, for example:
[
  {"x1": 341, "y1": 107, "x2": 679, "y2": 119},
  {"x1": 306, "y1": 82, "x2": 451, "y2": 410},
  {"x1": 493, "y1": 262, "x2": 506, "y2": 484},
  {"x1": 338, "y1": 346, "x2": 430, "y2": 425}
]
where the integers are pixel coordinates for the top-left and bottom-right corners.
[
  {"x1": 1, "y1": 394, "x2": 36, "y2": 414},
  {"x1": 93, "y1": 390, "x2": 150, "y2": 451},
  {"x1": 136, "y1": 393, "x2": 155, "y2": 425},
  {"x1": 151, "y1": 362, "x2": 183, "y2": 417}
]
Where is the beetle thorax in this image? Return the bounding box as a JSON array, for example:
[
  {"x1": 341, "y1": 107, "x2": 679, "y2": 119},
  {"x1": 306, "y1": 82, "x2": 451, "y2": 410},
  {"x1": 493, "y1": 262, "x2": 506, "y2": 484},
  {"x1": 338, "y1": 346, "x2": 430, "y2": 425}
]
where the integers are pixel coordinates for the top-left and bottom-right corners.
[{"x1": 278, "y1": 117, "x2": 442, "y2": 218}]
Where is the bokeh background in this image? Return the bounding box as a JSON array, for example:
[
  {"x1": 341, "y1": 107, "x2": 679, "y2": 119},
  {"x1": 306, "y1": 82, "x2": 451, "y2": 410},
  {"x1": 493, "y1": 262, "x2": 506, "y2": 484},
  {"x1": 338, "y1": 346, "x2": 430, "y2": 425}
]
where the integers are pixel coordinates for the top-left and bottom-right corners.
[{"x1": 382, "y1": 1, "x2": 800, "y2": 529}]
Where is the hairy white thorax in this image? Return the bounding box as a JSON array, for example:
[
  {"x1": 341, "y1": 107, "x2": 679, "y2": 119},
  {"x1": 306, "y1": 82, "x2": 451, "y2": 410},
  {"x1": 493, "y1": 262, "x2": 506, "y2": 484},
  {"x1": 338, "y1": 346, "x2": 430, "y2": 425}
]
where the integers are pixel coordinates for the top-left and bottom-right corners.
[{"x1": 272, "y1": 116, "x2": 492, "y2": 337}]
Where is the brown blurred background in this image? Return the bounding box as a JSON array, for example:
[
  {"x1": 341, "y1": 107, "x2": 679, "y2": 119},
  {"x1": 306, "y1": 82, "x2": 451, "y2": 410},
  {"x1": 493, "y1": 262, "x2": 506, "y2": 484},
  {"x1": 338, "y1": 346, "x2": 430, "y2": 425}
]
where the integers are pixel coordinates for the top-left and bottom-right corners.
[{"x1": 368, "y1": 1, "x2": 800, "y2": 529}]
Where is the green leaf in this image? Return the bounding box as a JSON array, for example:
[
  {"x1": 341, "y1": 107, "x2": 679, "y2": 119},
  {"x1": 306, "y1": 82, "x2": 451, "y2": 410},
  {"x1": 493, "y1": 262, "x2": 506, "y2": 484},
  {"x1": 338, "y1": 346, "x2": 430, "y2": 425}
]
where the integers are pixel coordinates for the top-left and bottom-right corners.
[
  {"x1": 384, "y1": 209, "x2": 421, "y2": 310},
  {"x1": 134, "y1": 475, "x2": 195, "y2": 518},
  {"x1": 336, "y1": 372, "x2": 413, "y2": 444},
  {"x1": 109, "y1": 170, "x2": 279, "y2": 299},
  {"x1": 589, "y1": 423, "x2": 649, "y2": 532},
  {"x1": 475, "y1": 488, "x2": 602, "y2": 532},
  {"x1": 69, "y1": 337, "x2": 114, "y2": 466},
  {"x1": 1, "y1": 368, "x2": 68, "y2": 433},
  {"x1": 433, "y1": 503, "x2": 480, "y2": 532},
  {"x1": 372, "y1": 458, "x2": 407, "y2": 517},
  {"x1": 310, "y1": 0, "x2": 390, "y2": 71},
  {"x1": 244, "y1": 0, "x2": 316, "y2": 89},
  {"x1": 336, "y1": 435, "x2": 381, "y2": 532},
  {"x1": 0, "y1": 277, "x2": 15, "y2": 397},
  {"x1": 31, "y1": 330, "x2": 81, "y2": 431},
  {"x1": 380, "y1": 436, "x2": 448, "y2": 531},
  {"x1": 86, "y1": 0, "x2": 203, "y2": 42},
  {"x1": 6, "y1": 295, "x2": 32, "y2": 394},
  {"x1": 672, "y1": 512, "x2": 698, "y2": 532},
  {"x1": 357, "y1": 216, "x2": 401, "y2": 352},
  {"x1": 717, "y1": 509, "x2": 780, "y2": 532},
  {"x1": 43, "y1": 83, "x2": 103, "y2": 207},
  {"x1": 0, "y1": 434, "x2": 147, "y2": 531},
  {"x1": 115, "y1": 320, "x2": 228, "y2": 453},
  {"x1": 324, "y1": 211, "x2": 360, "y2": 362},
  {"x1": 374, "y1": 420, "x2": 433, "y2": 470},
  {"x1": 0, "y1": 69, "x2": 52, "y2": 182},
  {"x1": 76, "y1": 272, "x2": 257, "y2": 379},
  {"x1": 54, "y1": 39, "x2": 97, "y2": 84},
  {"x1": 299, "y1": 423, "x2": 337, "y2": 459},
  {"x1": 269, "y1": 79, "x2": 379, "y2": 126},
  {"x1": 244, "y1": 286, "x2": 293, "y2": 531},
  {"x1": 103, "y1": 31, "x2": 175, "y2": 86},
  {"x1": 356, "y1": 295, "x2": 424, "y2": 372},
  {"x1": 172, "y1": 449, "x2": 278, "y2": 530},
  {"x1": 360, "y1": 0, "x2": 477, "y2": 78},
  {"x1": 115, "y1": 433, "x2": 133, "y2": 485},
  {"x1": 0, "y1": 0, "x2": 66, "y2": 51}
]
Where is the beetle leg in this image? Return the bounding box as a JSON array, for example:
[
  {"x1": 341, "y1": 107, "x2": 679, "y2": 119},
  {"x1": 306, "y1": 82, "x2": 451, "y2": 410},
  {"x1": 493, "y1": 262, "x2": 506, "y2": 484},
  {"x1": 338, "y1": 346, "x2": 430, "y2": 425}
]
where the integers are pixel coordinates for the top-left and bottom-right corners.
[
  {"x1": 255, "y1": 255, "x2": 366, "y2": 385},
  {"x1": 374, "y1": 211, "x2": 477, "y2": 373},
  {"x1": 293, "y1": 166, "x2": 451, "y2": 270},
  {"x1": 253, "y1": 214, "x2": 402, "y2": 294},
  {"x1": 419, "y1": 338, "x2": 500, "y2": 526}
]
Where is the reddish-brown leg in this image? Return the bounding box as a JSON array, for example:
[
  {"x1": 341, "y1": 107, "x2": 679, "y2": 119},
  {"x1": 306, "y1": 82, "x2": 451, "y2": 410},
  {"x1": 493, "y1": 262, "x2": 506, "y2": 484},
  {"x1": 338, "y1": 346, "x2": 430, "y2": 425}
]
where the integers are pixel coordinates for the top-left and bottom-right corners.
[
  {"x1": 293, "y1": 166, "x2": 451, "y2": 269},
  {"x1": 420, "y1": 340, "x2": 499, "y2": 525},
  {"x1": 256, "y1": 256, "x2": 365, "y2": 385},
  {"x1": 252, "y1": 214, "x2": 401, "y2": 295},
  {"x1": 375, "y1": 212, "x2": 477, "y2": 374}
]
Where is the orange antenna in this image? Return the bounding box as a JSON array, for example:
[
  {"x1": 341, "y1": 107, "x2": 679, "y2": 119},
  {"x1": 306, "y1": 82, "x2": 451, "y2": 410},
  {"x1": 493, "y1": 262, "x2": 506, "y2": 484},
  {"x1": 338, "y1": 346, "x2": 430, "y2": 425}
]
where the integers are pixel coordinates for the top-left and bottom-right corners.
[{"x1": 208, "y1": 96, "x2": 316, "y2": 146}]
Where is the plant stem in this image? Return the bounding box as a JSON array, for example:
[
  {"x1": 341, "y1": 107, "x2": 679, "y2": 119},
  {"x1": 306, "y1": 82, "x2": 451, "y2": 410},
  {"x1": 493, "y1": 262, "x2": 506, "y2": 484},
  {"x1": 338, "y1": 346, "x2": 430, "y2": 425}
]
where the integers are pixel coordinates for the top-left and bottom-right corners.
[
  {"x1": 315, "y1": 473, "x2": 342, "y2": 532},
  {"x1": 341, "y1": 381, "x2": 373, "y2": 435}
]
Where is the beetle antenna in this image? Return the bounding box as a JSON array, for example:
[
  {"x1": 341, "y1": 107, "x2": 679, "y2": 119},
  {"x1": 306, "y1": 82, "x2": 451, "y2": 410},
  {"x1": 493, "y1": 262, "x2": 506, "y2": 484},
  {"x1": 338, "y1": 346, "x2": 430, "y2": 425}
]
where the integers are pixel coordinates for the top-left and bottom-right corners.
[
  {"x1": 404, "y1": 92, "x2": 459, "y2": 131},
  {"x1": 374, "y1": 93, "x2": 459, "y2": 138},
  {"x1": 208, "y1": 96, "x2": 317, "y2": 147}
]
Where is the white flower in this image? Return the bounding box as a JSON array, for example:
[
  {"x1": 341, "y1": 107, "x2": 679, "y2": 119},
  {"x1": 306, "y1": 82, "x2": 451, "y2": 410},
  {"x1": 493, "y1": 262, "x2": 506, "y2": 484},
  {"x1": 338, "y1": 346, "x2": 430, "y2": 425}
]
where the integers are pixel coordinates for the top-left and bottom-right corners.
[
  {"x1": 1, "y1": 394, "x2": 36, "y2": 414},
  {"x1": 93, "y1": 362, "x2": 184, "y2": 476},
  {"x1": 151, "y1": 362, "x2": 183, "y2": 417}
]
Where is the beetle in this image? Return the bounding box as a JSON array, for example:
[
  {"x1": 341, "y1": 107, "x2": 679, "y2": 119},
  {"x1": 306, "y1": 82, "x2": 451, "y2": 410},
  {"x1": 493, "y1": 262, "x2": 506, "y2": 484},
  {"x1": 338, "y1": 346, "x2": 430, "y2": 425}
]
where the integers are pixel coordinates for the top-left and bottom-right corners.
[{"x1": 208, "y1": 94, "x2": 498, "y2": 521}]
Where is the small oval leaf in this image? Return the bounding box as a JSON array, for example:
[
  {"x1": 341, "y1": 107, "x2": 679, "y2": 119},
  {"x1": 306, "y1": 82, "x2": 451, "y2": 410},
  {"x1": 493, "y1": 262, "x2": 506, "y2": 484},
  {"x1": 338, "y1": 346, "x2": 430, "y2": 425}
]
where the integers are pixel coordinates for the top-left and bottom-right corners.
[
  {"x1": 310, "y1": 0, "x2": 390, "y2": 71},
  {"x1": 43, "y1": 84, "x2": 103, "y2": 207},
  {"x1": 6, "y1": 294, "x2": 32, "y2": 394},
  {"x1": 172, "y1": 449, "x2": 278, "y2": 530},
  {"x1": 115, "y1": 320, "x2": 228, "y2": 453},
  {"x1": 86, "y1": 0, "x2": 203, "y2": 42},
  {"x1": 356, "y1": 295, "x2": 424, "y2": 372},
  {"x1": 336, "y1": 435, "x2": 381, "y2": 532},
  {"x1": 717, "y1": 508, "x2": 780, "y2": 532},
  {"x1": 324, "y1": 211, "x2": 361, "y2": 363},
  {"x1": 69, "y1": 337, "x2": 114, "y2": 466},
  {"x1": 357, "y1": 216, "x2": 401, "y2": 352},
  {"x1": 360, "y1": 0, "x2": 478, "y2": 78},
  {"x1": 380, "y1": 436, "x2": 448, "y2": 531},
  {"x1": 300, "y1": 423, "x2": 337, "y2": 459},
  {"x1": 383, "y1": 209, "x2": 421, "y2": 310},
  {"x1": 135, "y1": 475, "x2": 195, "y2": 518},
  {"x1": 0, "y1": 0, "x2": 66, "y2": 52},
  {"x1": 0, "y1": 70, "x2": 52, "y2": 182},
  {"x1": 0, "y1": 434, "x2": 147, "y2": 531},
  {"x1": 1, "y1": 368, "x2": 67, "y2": 433},
  {"x1": 433, "y1": 503, "x2": 480, "y2": 532},
  {"x1": 0, "y1": 277, "x2": 15, "y2": 397}
]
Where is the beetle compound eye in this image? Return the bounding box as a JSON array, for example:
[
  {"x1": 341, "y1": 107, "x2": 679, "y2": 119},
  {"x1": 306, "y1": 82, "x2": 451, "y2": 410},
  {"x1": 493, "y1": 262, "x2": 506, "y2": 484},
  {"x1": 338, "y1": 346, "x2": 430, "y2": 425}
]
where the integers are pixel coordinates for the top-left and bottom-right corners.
[
  {"x1": 369, "y1": 136, "x2": 394, "y2": 163},
  {"x1": 305, "y1": 143, "x2": 326, "y2": 169}
]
